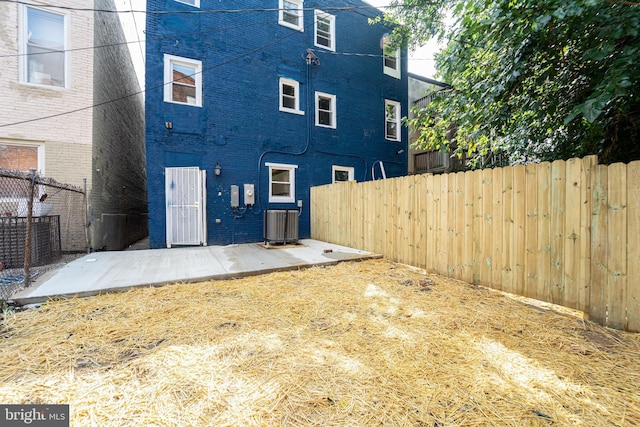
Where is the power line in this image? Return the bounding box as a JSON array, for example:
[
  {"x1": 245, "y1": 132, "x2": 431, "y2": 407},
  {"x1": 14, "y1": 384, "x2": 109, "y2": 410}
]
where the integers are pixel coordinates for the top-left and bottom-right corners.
[
  {"x1": 127, "y1": 0, "x2": 145, "y2": 67},
  {"x1": 0, "y1": 18, "x2": 281, "y2": 58},
  {"x1": 0, "y1": 0, "x2": 417, "y2": 14},
  {"x1": 309, "y1": 48, "x2": 435, "y2": 61},
  {"x1": 0, "y1": 17, "x2": 316, "y2": 128},
  {"x1": 0, "y1": 5, "x2": 438, "y2": 128}
]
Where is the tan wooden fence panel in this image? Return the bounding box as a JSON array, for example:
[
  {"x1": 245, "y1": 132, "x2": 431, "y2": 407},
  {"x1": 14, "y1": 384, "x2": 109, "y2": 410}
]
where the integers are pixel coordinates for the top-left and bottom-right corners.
[
  {"x1": 310, "y1": 156, "x2": 639, "y2": 331},
  {"x1": 590, "y1": 165, "x2": 608, "y2": 326},
  {"x1": 536, "y1": 161, "x2": 552, "y2": 303},
  {"x1": 627, "y1": 162, "x2": 640, "y2": 332},
  {"x1": 606, "y1": 163, "x2": 627, "y2": 330}
]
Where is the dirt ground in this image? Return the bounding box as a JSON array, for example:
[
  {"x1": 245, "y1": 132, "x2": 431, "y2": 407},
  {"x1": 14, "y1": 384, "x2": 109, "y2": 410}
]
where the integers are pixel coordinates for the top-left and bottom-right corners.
[{"x1": 1, "y1": 259, "x2": 639, "y2": 426}]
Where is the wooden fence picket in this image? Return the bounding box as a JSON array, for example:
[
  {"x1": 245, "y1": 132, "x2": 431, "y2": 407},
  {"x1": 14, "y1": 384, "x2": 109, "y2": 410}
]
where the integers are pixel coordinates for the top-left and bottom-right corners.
[{"x1": 310, "y1": 156, "x2": 639, "y2": 331}]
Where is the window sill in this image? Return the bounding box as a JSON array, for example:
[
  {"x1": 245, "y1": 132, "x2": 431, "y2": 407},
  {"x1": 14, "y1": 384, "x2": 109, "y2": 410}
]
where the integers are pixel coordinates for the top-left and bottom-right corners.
[
  {"x1": 314, "y1": 43, "x2": 335, "y2": 52},
  {"x1": 20, "y1": 81, "x2": 67, "y2": 91},
  {"x1": 280, "y1": 108, "x2": 305, "y2": 115},
  {"x1": 269, "y1": 197, "x2": 295, "y2": 204},
  {"x1": 315, "y1": 123, "x2": 336, "y2": 129},
  {"x1": 164, "y1": 99, "x2": 202, "y2": 108}
]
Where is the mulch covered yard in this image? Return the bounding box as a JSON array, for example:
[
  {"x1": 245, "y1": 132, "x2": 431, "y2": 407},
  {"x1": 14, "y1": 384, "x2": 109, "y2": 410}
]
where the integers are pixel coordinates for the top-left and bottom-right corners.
[{"x1": 1, "y1": 259, "x2": 639, "y2": 426}]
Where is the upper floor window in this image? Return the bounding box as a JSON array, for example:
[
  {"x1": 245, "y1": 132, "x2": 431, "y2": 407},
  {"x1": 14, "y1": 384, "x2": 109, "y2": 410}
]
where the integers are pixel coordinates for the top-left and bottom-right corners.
[
  {"x1": 22, "y1": 6, "x2": 67, "y2": 88},
  {"x1": 385, "y1": 100, "x2": 401, "y2": 141},
  {"x1": 383, "y1": 47, "x2": 401, "y2": 79},
  {"x1": 279, "y1": 78, "x2": 304, "y2": 115},
  {"x1": 314, "y1": 10, "x2": 335, "y2": 51},
  {"x1": 315, "y1": 92, "x2": 336, "y2": 129},
  {"x1": 175, "y1": 0, "x2": 200, "y2": 6},
  {"x1": 279, "y1": 0, "x2": 304, "y2": 31},
  {"x1": 332, "y1": 165, "x2": 354, "y2": 183},
  {"x1": 266, "y1": 162, "x2": 297, "y2": 203},
  {"x1": 164, "y1": 54, "x2": 202, "y2": 107}
]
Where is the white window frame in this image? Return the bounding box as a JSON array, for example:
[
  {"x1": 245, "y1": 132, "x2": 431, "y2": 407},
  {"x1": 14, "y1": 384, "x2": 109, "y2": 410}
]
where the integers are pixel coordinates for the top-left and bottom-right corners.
[
  {"x1": 383, "y1": 47, "x2": 401, "y2": 79},
  {"x1": 0, "y1": 140, "x2": 45, "y2": 174},
  {"x1": 279, "y1": 0, "x2": 304, "y2": 32},
  {"x1": 385, "y1": 99, "x2": 401, "y2": 141},
  {"x1": 164, "y1": 54, "x2": 202, "y2": 107},
  {"x1": 332, "y1": 165, "x2": 354, "y2": 183},
  {"x1": 266, "y1": 162, "x2": 297, "y2": 203},
  {"x1": 315, "y1": 92, "x2": 336, "y2": 129},
  {"x1": 314, "y1": 10, "x2": 335, "y2": 51},
  {"x1": 175, "y1": 0, "x2": 200, "y2": 7},
  {"x1": 279, "y1": 78, "x2": 304, "y2": 115},
  {"x1": 20, "y1": 5, "x2": 69, "y2": 89}
]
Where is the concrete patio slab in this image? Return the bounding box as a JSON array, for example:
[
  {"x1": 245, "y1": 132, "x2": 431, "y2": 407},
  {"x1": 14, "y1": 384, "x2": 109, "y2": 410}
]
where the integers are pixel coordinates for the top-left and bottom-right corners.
[{"x1": 10, "y1": 240, "x2": 380, "y2": 305}]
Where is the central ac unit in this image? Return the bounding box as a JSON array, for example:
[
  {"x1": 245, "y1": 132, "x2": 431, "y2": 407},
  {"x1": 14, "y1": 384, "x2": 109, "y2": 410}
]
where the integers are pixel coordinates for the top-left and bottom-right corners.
[{"x1": 264, "y1": 209, "x2": 299, "y2": 244}]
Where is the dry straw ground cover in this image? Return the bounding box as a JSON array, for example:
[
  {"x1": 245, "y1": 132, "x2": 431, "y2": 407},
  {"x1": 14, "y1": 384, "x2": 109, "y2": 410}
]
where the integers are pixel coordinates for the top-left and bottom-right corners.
[{"x1": 1, "y1": 258, "x2": 639, "y2": 426}]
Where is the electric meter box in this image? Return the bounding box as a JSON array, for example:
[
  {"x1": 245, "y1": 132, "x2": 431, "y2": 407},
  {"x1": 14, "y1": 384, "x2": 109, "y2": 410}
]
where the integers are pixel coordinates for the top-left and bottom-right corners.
[
  {"x1": 230, "y1": 185, "x2": 239, "y2": 208},
  {"x1": 244, "y1": 184, "x2": 255, "y2": 206}
]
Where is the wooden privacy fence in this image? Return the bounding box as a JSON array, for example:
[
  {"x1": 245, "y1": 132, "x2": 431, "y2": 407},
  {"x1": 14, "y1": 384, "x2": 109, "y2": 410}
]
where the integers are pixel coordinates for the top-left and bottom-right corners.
[{"x1": 311, "y1": 156, "x2": 640, "y2": 332}]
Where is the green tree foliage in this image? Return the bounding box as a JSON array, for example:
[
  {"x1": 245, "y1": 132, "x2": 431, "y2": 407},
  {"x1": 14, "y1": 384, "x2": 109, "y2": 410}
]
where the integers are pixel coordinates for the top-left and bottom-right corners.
[{"x1": 385, "y1": 0, "x2": 640, "y2": 165}]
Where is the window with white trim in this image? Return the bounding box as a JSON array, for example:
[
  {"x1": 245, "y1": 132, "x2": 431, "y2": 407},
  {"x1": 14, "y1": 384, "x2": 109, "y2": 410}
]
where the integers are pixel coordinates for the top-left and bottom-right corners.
[
  {"x1": 267, "y1": 163, "x2": 297, "y2": 203},
  {"x1": 385, "y1": 100, "x2": 401, "y2": 141},
  {"x1": 279, "y1": 0, "x2": 304, "y2": 31},
  {"x1": 0, "y1": 142, "x2": 45, "y2": 174},
  {"x1": 22, "y1": 6, "x2": 67, "y2": 88},
  {"x1": 332, "y1": 165, "x2": 354, "y2": 183},
  {"x1": 0, "y1": 141, "x2": 45, "y2": 198},
  {"x1": 315, "y1": 92, "x2": 336, "y2": 129},
  {"x1": 279, "y1": 78, "x2": 304, "y2": 114},
  {"x1": 175, "y1": 0, "x2": 200, "y2": 7},
  {"x1": 164, "y1": 54, "x2": 202, "y2": 106},
  {"x1": 383, "y1": 47, "x2": 401, "y2": 79},
  {"x1": 314, "y1": 10, "x2": 335, "y2": 51}
]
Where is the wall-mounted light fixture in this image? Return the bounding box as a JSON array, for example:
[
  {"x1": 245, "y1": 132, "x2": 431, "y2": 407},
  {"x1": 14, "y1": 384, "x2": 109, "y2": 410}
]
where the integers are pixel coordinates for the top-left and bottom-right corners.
[
  {"x1": 214, "y1": 161, "x2": 221, "y2": 176},
  {"x1": 165, "y1": 121, "x2": 173, "y2": 133}
]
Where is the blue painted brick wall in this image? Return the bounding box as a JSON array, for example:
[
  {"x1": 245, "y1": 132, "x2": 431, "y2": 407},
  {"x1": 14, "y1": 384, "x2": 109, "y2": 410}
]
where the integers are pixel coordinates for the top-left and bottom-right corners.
[{"x1": 146, "y1": 0, "x2": 408, "y2": 248}]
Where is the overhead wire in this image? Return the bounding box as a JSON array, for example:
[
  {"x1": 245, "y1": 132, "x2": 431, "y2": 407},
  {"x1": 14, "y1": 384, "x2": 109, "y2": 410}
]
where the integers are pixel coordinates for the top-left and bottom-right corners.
[
  {"x1": 0, "y1": 1, "x2": 437, "y2": 128},
  {"x1": 127, "y1": 0, "x2": 145, "y2": 67},
  {"x1": 0, "y1": 18, "x2": 285, "y2": 58},
  {"x1": 308, "y1": 48, "x2": 434, "y2": 60},
  {"x1": 0, "y1": 12, "x2": 314, "y2": 127},
  {"x1": 0, "y1": 0, "x2": 435, "y2": 14}
]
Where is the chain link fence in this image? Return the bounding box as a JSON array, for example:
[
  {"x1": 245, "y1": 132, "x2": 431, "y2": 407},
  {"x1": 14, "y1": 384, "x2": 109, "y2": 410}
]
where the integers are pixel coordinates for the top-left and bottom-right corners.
[{"x1": 0, "y1": 169, "x2": 86, "y2": 302}]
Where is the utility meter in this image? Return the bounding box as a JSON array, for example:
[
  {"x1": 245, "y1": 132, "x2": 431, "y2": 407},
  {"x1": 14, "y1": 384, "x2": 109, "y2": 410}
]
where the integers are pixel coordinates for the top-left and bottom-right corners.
[
  {"x1": 230, "y1": 185, "x2": 239, "y2": 208},
  {"x1": 244, "y1": 184, "x2": 255, "y2": 206}
]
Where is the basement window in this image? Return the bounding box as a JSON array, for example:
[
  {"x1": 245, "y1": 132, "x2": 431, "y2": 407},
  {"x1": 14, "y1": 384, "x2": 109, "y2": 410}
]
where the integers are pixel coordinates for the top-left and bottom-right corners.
[
  {"x1": 0, "y1": 142, "x2": 44, "y2": 174},
  {"x1": 332, "y1": 165, "x2": 354, "y2": 183},
  {"x1": 267, "y1": 163, "x2": 297, "y2": 203}
]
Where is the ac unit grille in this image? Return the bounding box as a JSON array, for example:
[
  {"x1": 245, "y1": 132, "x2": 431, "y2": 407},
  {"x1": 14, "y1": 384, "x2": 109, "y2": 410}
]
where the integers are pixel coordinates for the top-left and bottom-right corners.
[{"x1": 264, "y1": 209, "x2": 299, "y2": 244}]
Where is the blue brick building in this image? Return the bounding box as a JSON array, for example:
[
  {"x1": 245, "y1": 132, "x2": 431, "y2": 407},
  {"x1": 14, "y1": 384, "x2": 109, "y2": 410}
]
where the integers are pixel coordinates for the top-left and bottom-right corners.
[{"x1": 145, "y1": 0, "x2": 408, "y2": 248}]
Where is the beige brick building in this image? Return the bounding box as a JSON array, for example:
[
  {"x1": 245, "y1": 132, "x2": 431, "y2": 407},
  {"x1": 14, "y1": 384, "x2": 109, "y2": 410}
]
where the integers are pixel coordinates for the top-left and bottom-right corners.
[{"x1": 0, "y1": 0, "x2": 146, "y2": 251}]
